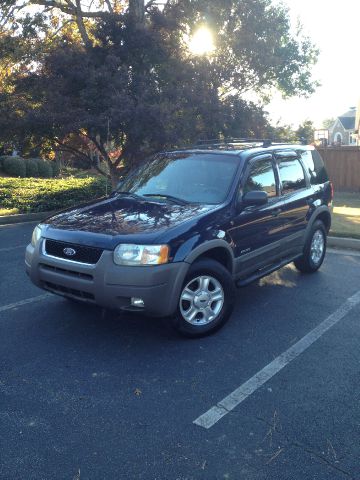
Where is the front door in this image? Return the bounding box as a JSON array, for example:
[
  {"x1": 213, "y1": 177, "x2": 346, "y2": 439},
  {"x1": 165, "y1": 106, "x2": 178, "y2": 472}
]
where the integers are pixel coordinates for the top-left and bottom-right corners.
[{"x1": 229, "y1": 154, "x2": 285, "y2": 279}]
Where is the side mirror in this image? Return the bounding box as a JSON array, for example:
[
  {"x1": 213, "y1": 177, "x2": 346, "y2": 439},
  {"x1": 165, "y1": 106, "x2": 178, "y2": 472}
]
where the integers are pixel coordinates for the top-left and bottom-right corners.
[{"x1": 242, "y1": 190, "x2": 268, "y2": 206}]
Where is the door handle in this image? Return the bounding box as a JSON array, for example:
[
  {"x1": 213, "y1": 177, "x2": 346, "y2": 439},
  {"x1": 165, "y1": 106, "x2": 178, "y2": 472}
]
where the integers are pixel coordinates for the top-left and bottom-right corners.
[{"x1": 271, "y1": 208, "x2": 282, "y2": 217}]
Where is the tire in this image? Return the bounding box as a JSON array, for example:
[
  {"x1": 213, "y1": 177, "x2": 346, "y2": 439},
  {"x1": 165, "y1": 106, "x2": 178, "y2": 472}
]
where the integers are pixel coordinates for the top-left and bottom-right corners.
[
  {"x1": 172, "y1": 258, "x2": 236, "y2": 338},
  {"x1": 294, "y1": 220, "x2": 327, "y2": 273}
]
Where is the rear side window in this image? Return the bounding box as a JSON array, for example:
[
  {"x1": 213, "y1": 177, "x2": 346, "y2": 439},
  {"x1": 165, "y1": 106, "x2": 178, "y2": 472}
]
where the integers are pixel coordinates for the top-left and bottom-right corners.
[
  {"x1": 300, "y1": 149, "x2": 329, "y2": 184},
  {"x1": 278, "y1": 157, "x2": 306, "y2": 194},
  {"x1": 243, "y1": 159, "x2": 277, "y2": 197}
]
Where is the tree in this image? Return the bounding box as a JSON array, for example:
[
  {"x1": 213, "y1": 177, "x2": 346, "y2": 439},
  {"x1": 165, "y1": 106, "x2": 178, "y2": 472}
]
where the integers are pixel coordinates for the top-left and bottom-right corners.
[
  {"x1": 269, "y1": 123, "x2": 297, "y2": 142},
  {"x1": 0, "y1": 0, "x2": 319, "y2": 185},
  {"x1": 322, "y1": 118, "x2": 335, "y2": 130},
  {"x1": 296, "y1": 120, "x2": 315, "y2": 144}
]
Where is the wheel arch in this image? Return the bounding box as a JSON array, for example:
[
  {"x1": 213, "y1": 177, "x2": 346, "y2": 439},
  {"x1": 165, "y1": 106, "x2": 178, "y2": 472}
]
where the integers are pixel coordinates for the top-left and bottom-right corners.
[
  {"x1": 184, "y1": 240, "x2": 235, "y2": 275},
  {"x1": 306, "y1": 206, "x2": 331, "y2": 237},
  {"x1": 315, "y1": 210, "x2": 331, "y2": 233}
]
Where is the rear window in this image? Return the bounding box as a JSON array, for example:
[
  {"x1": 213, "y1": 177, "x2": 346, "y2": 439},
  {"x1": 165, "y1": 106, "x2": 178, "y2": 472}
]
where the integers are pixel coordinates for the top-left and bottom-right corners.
[
  {"x1": 278, "y1": 157, "x2": 306, "y2": 194},
  {"x1": 299, "y1": 149, "x2": 329, "y2": 184}
]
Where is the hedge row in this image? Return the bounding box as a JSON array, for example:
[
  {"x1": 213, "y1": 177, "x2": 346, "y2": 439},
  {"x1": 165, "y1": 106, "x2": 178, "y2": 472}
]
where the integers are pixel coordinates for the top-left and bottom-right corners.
[
  {"x1": 0, "y1": 176, "x2": 108, "y2": 213},
  {"x1": 0, "y1": 156, "x2": 59, "y2": 178}
]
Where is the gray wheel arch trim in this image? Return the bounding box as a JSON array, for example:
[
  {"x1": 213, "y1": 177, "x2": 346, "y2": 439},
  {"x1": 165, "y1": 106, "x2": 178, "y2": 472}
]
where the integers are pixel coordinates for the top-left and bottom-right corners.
[
  {"x1": 306, "y1": 206, "x2": 331, "y2": 235},
  {"x1": 183, "y1": 240, "x2": 235, "y2": 274}
]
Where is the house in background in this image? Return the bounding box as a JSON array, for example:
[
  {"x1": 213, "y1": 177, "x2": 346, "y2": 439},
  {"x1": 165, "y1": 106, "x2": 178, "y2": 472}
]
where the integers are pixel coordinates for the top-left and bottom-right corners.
[
  {"x1": 355, "y1": 100, "x2": 360, "y2": 146},
  {"x1": 328, "y1": 107, "x2": 357, "y2": 146}
]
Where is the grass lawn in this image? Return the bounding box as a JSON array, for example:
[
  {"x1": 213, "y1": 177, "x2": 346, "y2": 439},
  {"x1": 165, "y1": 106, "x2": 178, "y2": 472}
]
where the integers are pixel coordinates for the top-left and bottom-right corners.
[
  {"x1": 331, "y1": 192, "x2": 360, "y2": 239},
  {"x1": 0, "y1": 176, "x2": 108, "y2": 215}
]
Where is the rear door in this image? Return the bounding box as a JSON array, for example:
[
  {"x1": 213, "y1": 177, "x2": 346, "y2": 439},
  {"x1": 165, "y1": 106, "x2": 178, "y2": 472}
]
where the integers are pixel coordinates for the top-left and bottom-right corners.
[{"x1": 274, "y1": 150, "x2": 310, "y2": 256}]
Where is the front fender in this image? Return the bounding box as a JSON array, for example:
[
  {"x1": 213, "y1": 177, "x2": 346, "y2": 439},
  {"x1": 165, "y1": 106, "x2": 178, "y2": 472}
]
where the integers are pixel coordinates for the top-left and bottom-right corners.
[{"x1": 173, "y1": 237, "x2": 235, "y2": 274}]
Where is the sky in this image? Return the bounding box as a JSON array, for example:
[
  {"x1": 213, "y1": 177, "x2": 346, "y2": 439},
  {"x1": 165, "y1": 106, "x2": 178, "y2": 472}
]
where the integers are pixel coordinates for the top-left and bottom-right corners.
[
  {"x1": 26, "y1": 0, "x2": 358, "y2": 129},
  {"x1": 265, "y1": 0, "x2": 360, "y2": 128}
]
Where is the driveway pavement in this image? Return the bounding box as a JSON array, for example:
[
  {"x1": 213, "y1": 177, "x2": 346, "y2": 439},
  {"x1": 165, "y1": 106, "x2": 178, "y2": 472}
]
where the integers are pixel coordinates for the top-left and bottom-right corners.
[{"x1": 1, "y1": 222, "x2": 360, "y2": 480}]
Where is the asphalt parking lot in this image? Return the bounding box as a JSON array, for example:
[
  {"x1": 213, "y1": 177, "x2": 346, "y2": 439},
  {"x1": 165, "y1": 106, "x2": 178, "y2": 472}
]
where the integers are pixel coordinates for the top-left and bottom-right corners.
[{"x1": 1, "y1": 222, "x2": 360, "y2": 480}]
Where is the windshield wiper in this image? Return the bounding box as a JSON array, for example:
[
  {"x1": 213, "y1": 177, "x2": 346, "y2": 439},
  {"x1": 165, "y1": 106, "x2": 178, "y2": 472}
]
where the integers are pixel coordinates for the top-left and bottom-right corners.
[
  {"x1": 142, "y1": 193, "x2": 189, "y2": 205},
  {"x1": 115, "y1": 191, "x2": 143, "y2": 200}
]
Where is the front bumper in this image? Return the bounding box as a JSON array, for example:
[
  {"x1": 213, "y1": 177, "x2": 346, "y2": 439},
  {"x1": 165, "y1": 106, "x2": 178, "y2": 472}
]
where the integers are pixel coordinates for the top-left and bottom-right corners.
[{"x1": 25, "y1": 239, "x2": 189, "y2": 317}]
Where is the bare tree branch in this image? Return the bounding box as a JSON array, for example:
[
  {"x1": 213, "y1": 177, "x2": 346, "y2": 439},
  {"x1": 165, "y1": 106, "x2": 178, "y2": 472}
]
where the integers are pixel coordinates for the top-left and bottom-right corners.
[
  {"x1": 29, "y1": 0, "x2": 74, "y2": 15},
  {"x1": 144, "y1": 0, "x2": 157, "y2": 12},
  {"x1": 29, "y1": 0, "x2": 110, "y2": 18},
  {"x1": 0, "y1": 3, "x2": 28, "y2": 28},
  {"x1": 86, "y1": 134, "x2": 110, "y2": 163},
  {"x1": 47, "y1": 18, "x2": 75, "y2": 41},
  {"x1": 113, "y1": 155, "x2": 123, "y2": 167},
  {"x1": 54, "y1": 138, "x2": 90, "y2": 160},
  {"x1": 54, "y1": 138, "x2": 110, "y2": 178},
  {"x1": 104, "y1": 0, "x2": 113, "y2": 13},
  {"x1": 74, "y1": 0, "x2": 92, "y2": 48}
]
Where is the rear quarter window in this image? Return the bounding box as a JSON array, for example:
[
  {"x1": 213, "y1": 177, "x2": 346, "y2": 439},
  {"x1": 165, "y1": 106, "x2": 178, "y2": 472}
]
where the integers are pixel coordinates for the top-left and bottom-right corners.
[{"x1": 300, "y1": 149, "x2": 329, "y2": 185}]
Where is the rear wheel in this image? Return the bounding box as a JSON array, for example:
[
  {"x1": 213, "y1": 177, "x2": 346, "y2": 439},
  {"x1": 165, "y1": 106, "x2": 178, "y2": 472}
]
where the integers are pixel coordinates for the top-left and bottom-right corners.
[
  {"x1": 294, "y1": 220, "x2": 327, "y2": 273},
  {"x1": 172, "y1": 259, "x2": 235, "y2": 337}
]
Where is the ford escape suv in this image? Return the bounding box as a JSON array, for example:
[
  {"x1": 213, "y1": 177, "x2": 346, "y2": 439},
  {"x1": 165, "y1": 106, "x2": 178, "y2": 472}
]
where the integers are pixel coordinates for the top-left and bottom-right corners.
[{"x1": 25, "y1": 140, "x2": 332, "y2": 337}]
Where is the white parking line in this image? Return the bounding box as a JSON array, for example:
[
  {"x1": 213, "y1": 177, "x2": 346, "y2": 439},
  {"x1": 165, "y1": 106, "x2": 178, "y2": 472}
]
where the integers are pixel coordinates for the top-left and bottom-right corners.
[
  {"x1": 194, "y1": 290, "x2": 360, "y2": 429},
  {"x1": 0, "y1": 294, "x2": 52, "y2": 313},
  {"x1": 0, "y1": 245, "x2": 27, "y2": 253}
]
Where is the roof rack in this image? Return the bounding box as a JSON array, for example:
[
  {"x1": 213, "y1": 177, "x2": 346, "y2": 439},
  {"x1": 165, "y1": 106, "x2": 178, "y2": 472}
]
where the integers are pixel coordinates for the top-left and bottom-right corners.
[
  {"x1": 193, "y1": 137, "x2": 306, "y2": 149},
  {"x1": 194, "y1": 138, "x2": 269, "y2": 148}
]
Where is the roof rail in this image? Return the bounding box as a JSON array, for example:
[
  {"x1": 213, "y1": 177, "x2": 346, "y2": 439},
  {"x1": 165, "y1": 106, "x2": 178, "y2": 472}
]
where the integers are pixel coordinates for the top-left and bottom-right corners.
[
  {"x1": 194, "y1": 138, "x2": 271, "y2": 149},
  {"x1": 196, "y1": 137, "x2": 269, "y2": 144},
  {"x1": 193, "y1": 137, "x2": 305, "y2": 149}
]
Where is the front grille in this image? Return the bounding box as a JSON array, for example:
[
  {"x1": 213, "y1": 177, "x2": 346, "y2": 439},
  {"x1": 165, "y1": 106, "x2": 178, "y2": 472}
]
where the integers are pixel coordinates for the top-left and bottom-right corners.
[
  {"x1": 44, "y1": 239, "x2": 103, "y2": 264},
  {"x1": 43, "y1": 281, "x2": 95, "y2": 301}
]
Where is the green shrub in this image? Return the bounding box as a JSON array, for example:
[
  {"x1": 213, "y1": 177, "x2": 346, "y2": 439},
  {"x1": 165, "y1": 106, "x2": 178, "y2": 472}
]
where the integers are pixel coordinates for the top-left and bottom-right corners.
[
  {"x1": 0, "y1": 156, "x2": 57, "y2": 179},
  {"x1": 36, "y1": 159, "x2": 53, "y2": 178},
  {"x1": 3, "y1": 156, "x2": 26, "y2": 177},
  {"x1": 0, "y1": 176, "x2": 107, "y2": 214},
  {"x1": 51, "y1": 161, "x2": 60, "y2": 177},
  {"x1": 25, "y1": 158, "x2": 39, "y2": 177},
  {"x1": 0, "y1": 155, "x2": 7, "y2": 170}
]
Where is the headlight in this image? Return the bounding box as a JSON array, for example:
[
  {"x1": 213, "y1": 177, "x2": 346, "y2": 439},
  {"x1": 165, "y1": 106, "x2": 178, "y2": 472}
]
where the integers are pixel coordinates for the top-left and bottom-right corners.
[
  {"x1": 114, "y1": 244, "x2": 169, "y2": 266},
  {"x1": 31, "y1": 225, "x2": 43, "y2": 247}
]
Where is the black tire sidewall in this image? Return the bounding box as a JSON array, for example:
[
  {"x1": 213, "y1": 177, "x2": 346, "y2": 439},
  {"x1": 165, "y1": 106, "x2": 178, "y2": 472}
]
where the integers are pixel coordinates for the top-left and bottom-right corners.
[{"x1": 172, "y1": 259, "x2": 235, "y2": 337}]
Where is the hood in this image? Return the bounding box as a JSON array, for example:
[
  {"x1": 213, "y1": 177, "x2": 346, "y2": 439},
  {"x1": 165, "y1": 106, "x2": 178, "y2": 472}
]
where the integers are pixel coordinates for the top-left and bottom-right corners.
[{"x1": 44, "y1": 195, "x2": 213, "y2": 240}]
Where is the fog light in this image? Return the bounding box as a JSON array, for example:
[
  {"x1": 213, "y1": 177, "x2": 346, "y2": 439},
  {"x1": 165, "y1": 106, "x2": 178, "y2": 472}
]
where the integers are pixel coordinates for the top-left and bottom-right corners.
[{"x1": 131, "y1": 297, "x2": 144, "y2": 308}]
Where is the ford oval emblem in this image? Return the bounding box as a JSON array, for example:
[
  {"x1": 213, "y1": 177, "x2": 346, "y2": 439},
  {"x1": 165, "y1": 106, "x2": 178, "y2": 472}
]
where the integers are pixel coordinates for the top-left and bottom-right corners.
[{"x1": 63, "y1": 247, "x2": 76, "y2": 256}]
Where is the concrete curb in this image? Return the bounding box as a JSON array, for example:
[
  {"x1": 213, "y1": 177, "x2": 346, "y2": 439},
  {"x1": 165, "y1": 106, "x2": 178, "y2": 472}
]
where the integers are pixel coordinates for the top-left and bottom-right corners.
[
  {"x1": 0, "y1": 211, "x2": 57, "y2": 225},
  {"x1": 1, "y1": 212, "x2": 360, "y2": 252},
  {"x1": 327, "y1": 236, "x2": 360, "y2": 251}
]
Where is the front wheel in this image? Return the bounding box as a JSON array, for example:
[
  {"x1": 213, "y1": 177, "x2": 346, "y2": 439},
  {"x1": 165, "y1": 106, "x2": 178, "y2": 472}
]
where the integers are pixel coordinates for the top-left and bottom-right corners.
[
  {"x1": 294, "y1": 220, "x2": 327, "y2": 273},
  {"x1": 172, "y1": 259, "x2": 235, "y2": 337}
]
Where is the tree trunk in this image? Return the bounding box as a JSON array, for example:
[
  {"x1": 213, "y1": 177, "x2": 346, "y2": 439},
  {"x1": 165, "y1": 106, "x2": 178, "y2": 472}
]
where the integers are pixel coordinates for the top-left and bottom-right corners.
[
  {"x1": 108, "y1": 162, "x2": 120, "y2": 190},
  {"x1": 55, "y1": 149, "x2": 63, "y2": 172},
  {"x1": 129, "y1": 0, "x2": 144, "y2": 23}
]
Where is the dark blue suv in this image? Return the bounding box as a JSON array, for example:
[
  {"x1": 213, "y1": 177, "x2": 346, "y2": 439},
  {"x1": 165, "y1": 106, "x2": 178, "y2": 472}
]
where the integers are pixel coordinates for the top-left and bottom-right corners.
[{"x1": 26, "y1": 141, "x2": 332, "y2": 337}]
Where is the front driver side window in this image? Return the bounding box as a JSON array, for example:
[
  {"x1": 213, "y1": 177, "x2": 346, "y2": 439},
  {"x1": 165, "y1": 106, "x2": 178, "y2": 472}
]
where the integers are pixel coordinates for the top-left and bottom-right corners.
[{"x1": 243, "y1": 159, "x2": 277, "y2": 198}]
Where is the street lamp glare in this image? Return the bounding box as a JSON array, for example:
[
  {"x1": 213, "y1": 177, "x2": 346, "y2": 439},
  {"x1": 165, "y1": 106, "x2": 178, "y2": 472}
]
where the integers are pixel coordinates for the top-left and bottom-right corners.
[{"x1": 188, "y1": 26, "x2": 215, "y2": 55}]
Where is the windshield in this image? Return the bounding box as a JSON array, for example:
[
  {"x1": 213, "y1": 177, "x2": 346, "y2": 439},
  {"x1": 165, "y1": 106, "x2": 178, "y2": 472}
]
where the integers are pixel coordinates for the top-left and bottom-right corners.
[{"x1": 118, "y1": 153, "x2": 239, "y2": 204}]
